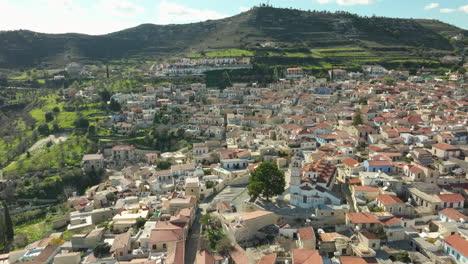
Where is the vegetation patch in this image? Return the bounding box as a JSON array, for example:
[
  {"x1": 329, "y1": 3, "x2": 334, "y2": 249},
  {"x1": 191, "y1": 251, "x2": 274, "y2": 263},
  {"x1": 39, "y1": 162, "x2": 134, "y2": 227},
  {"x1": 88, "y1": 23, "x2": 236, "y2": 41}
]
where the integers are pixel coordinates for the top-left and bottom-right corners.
[{"x1": 189, "y1": 49, "x2": 254, "y2": 58}]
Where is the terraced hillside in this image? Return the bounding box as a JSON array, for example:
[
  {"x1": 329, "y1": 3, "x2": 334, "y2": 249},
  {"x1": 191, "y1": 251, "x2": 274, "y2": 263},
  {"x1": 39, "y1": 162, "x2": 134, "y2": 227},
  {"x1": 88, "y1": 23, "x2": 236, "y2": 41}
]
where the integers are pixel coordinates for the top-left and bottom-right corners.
[{"x1": 0, "y1": 6, "x2": 464, "y2": 69}]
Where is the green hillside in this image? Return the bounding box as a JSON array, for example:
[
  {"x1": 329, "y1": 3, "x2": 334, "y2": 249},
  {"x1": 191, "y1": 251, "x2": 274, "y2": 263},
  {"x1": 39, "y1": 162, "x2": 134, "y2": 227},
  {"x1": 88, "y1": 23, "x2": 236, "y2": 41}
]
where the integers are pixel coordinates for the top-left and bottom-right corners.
[{"x1": 0, "y1": 6, "x2": 464, "y2": 69}]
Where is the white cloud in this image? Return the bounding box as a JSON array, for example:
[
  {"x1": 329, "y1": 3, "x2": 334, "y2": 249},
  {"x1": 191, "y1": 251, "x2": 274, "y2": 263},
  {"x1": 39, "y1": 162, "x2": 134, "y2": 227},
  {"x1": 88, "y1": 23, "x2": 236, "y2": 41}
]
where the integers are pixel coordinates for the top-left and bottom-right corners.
[
  {"x1": 94, "y1": 0, "x2": 144, "y2": 18},
  {"x1": 317, "y1": 0, "x2": 376, "y2": 6},
  {"x1": 239, "y1": 6, "x2": 250, "y2": 12},
  {"x1": 0, "y1": 0, "x2": 135, "y2": 35},
  {"x1": 424, "y1": 3, "x2": 439, "y2": 10},
  {"x1": 155, "y1": 1, "x2": 227, "y2": 24},
  {"x1": 440, "y1": 8, "x2": 456, "y2": 13},
  {"x1": 459, "y1": 5, "x2": 468, "y2": 14}
]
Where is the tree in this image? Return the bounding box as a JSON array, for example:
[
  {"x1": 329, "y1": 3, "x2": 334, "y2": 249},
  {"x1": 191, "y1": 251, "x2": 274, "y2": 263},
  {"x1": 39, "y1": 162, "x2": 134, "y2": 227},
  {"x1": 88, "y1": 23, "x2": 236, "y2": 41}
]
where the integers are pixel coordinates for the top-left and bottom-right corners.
[
  {"x1": 74, "y1": 117, "x2": 89, "y2": 128},
  {"x1": 38, "y1": 123, "x2": 50, "y2": 135},
  {"x1": 357, "y1": 97, "x2": 367, "y2": 105},
  {"x1": 52, "y1": 107, "x2": 60, "y2": 113},
  {"x1": 45, "y1": 112, "x2": 54, "y2": 122},
  {"x1": 247, "y1": 162, "x2": 285, "y2": 200},
  {"x1": 216, "y1": 237, "x2": 234, "y2": 255},
  {"x1": 352, "y1": 109, "x2": 363, "y2": 126},
  {"x1": 93, "y1": 242, "x2": 111, "y2": 257},
  {"x1": 106, "y1": 192, "x2": 117, "y2": 203},
  {"x1": 206, "y1": 181, "x2": 214, "y2": 189},
  {"x1": 109, "y1": 98, "x2": 121, "y2": 112},
  {"x1": 156, "y1": 160, "x2": 171, "y2": 170},
  {"x1": 382, "y1": 76, "x2": 396, "y2": 86},
  {"x1": 98, "y1": 90, "x2": 111, "y2": 102},
  {"x1": 133, "y1": 217, "x2": 146, "y2": 230}
]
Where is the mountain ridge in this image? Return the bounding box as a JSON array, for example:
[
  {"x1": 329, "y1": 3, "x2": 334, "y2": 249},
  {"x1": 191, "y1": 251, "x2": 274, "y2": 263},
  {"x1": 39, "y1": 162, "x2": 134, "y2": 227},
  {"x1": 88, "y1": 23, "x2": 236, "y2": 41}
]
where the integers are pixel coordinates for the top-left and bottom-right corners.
[{"x1": 0, "y1": 6, "x2": 465, "y2": 68}]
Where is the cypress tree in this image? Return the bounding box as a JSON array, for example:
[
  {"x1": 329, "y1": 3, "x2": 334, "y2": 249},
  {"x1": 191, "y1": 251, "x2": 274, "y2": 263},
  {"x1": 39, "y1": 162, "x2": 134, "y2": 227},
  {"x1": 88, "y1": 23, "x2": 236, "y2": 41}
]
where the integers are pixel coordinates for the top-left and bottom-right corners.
[{"x1": 2, "y1": 201, "x2": 14, "y2": 242}]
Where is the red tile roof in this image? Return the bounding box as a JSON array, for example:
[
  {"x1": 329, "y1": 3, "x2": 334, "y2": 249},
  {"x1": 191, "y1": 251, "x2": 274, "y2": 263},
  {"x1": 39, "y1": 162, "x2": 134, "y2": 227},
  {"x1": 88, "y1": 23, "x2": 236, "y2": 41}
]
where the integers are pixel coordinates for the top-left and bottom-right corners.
[
  {"x1": 444, "y1": 234, "x2": 468, "y2": 257},
  {"x1": 433, "y1": 143, "x2": 459, "y2": 150},
  {"x1": 257, "y1": 253, "x2": 277, "y2": 264},
  {"x1": 340, "y1": 257, "x2": 378, "y2": 264},
  {"x1": 439, "y1": 208, "x2": 467, "y2": 221},
  {"x1": 354, "y1": 186, "x2": 381, "y2": 192},
  {"x1": 347, "y1": 212, "x2": 380, "y2": 224},
  {"x1": 292, "y1": 249, "x2": 322, "y2": 264},
  {"x1": 342, "y1": 157, "x2": 360, "y2": 168},
  {"x1": 298, "y1": 227, "x2": 315, "y2": 241},
  {"x1": 438, "y1": 193, "x2": 465, "y2": 203},
  {"x1": 376, "y1": 194, "x2": 404, "y2": 205}
]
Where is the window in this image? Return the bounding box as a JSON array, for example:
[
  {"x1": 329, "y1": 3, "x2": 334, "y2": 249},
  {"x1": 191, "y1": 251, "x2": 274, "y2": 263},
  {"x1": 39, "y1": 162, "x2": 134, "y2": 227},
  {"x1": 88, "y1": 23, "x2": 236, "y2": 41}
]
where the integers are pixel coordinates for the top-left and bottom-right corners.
[
  {"x1": 153, "y1": 245, "x2": 156, "y2": 250},
  {"x1": 120, "y1": 252, "x2": 123, "y2": 256},
  {"x1": 163, "y1": 243, "x2": 167, "y2": 249},
  {"x1": 303, "y1": 196, "x2": 307, "y2": 203}
]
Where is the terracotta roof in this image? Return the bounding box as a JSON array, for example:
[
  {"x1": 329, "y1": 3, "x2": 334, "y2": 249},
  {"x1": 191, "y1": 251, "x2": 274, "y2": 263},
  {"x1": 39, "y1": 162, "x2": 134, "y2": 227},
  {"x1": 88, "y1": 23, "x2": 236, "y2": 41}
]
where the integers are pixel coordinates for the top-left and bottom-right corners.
[
  {"x1": 444, "y1": 234, "x2": 468, "y2": 257},
  {"x1": 376, "y1": 194, "x2": 404, "y2": 205},
  {"x1": 342, "y1": 157, "x2": 360, "y2": 168},
  {"x1": 238, "y1": 210, "x2": 273, "y2": 221},
  {"x1": 292, "y1": 249, "x2": 322, "y2": 264},
  {"x1": 257, "y1": 253, "x2": 277, "y2": 264},
  {"x1": 319, "y1": 232, "x2": 348, "y2": 242},
  {"x1": 112, "y1": 145, "x2": 135, "y2": 151},
  {"x1": 298, "y1": 227, "x2": 315, "y2": 241},
  {"x1": 439, "y1": 208, "x2": 467, "y2": 221},
  {"x1": 438, "y1": 193, "x2": 464, "y2": 203},
  {"x1": 347, "y1": 212, "x2": 380, "y2": 224},
  {"x1": 348, "y1": 178, "x2": 362, "y2": 185},
  {"x1": 381, "y1": 217, "x2": 401, "y2": 226},
  {"x1": 361, "y1": 231, "x2": 379, "y2": 240},
  {"x1": 354, "y1": 186, "x2": 380, "y2": 192},
  {"x1": 340, "y1": 256, "x2": 378, "y2": 264},
  {"x1": 229, "y1": 245, "x2": 249, "y2": 264},
  {"x1": 366, "y1": 160, "x2": 393, "y2": 167},
  {"x1": 433, "y1": 143, "x2": 459, "y2": 150}
]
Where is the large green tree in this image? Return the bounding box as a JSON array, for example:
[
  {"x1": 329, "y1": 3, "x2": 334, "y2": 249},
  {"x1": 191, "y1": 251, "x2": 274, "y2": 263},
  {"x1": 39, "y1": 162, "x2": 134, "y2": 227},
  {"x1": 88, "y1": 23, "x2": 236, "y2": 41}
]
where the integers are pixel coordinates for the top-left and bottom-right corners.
[{"x1": 247, "y1": 162, "x2": 285, "y2": 200}]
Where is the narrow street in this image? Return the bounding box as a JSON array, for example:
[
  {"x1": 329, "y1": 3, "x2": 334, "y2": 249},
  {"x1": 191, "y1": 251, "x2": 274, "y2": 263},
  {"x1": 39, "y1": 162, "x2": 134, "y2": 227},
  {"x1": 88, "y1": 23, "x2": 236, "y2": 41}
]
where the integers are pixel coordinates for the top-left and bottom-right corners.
[
  {"x1": 185, "y1": 210, "x2": 201, "y2": 264},
  {"x1": 185, "y1": 202, "x2": 209, "y2": 263}
]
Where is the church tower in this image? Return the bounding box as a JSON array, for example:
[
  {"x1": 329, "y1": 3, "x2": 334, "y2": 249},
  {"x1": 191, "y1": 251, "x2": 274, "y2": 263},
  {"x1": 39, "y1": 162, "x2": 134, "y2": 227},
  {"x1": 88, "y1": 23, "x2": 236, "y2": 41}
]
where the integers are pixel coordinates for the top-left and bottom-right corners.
[{"x1": 289, "y1": 154, "x2": 303, "y2": 186}]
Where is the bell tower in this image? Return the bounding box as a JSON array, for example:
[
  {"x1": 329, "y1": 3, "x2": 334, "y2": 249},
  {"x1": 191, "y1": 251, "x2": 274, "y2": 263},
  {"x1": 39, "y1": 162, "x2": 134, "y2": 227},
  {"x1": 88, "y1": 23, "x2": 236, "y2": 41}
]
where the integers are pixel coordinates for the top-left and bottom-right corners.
[{"x1": 290, "y1": 154, "x2": 303, "y2": 186}]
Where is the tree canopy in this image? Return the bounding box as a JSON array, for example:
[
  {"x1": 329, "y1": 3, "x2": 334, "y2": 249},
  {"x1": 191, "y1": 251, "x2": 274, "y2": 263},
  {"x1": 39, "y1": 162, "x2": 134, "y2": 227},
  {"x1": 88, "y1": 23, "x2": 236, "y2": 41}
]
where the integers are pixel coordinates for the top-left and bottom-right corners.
[{"x1": 247, "y1": 162, "x2": 285, "y2": 200}]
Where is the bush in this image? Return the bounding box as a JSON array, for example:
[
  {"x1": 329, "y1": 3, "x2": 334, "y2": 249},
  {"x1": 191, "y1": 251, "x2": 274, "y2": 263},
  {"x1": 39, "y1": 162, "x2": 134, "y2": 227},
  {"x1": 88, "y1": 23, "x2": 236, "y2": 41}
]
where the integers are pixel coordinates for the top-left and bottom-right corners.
[
  {"x1": 93, "y1": 243, "x2": 111, "y2": 257},
  {"x1": 206, "y1": 181, "x2": 214, "y2": 189}
]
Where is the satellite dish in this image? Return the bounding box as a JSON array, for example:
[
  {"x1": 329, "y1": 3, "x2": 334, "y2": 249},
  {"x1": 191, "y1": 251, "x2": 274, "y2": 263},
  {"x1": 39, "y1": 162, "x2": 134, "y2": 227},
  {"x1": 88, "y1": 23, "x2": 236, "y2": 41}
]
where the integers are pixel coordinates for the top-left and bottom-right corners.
[
  {"x1": 424, "y1": 227, "x2": 429, "y2": 233},
  {"x1": 318, "y1": 229, "x2": 325, "y2": 234},
  {"x1": 408, "y1": 198, "x2": 412, "y2": 203},
  {"x1": 334, "y1": 252, "x2": 341, "y2": 257},
  {"x1": 355, "y1": 226, "x2": 360, "y2": 232},
  {"x1": 386, "y1": 182, "x2": 391, "y2": 186},
  {"x1": 460, "y1": 218, "x2": 465, "y2": 223}
]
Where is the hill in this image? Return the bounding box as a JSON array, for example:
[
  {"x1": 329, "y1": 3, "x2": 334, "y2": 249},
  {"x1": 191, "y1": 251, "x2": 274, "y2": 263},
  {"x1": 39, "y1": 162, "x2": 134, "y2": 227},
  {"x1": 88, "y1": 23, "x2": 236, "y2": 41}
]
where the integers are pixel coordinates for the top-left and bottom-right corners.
[{"x1": 0, "y1": 6, "x2": 465, "y2": 68}]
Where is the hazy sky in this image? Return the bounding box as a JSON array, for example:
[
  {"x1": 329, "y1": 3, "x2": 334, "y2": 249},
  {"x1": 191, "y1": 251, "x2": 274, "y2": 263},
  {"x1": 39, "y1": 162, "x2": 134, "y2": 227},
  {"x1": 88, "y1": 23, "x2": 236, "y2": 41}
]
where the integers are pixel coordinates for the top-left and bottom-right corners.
[{"x1": 0, "y1": 0, "x2": 466, "y2": 35}]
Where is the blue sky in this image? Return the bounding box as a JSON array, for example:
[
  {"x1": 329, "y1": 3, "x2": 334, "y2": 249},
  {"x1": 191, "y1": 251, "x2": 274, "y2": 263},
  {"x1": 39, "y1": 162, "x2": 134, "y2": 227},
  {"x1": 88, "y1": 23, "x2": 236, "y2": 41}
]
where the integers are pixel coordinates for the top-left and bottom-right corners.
[{"x1": 0, "y1": 0, "x2": 466, "y2": 35}]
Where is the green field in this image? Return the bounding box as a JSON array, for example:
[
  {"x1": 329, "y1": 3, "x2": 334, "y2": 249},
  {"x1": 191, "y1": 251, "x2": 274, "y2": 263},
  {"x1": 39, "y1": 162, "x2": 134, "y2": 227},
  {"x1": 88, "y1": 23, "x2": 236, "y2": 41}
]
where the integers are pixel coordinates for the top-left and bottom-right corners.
[
  {"x1": 15, "y1": 219, "x2": 52, "y2": 245},
  {"x1": 29, "y1": 95, "x2": 105, "y2": 128},
  {"x1": 188, "y1": 49, "x2": 254, "y2": 58},
  {"x1": 4, "y1": 135, "x2": 89, "y2": 174}
]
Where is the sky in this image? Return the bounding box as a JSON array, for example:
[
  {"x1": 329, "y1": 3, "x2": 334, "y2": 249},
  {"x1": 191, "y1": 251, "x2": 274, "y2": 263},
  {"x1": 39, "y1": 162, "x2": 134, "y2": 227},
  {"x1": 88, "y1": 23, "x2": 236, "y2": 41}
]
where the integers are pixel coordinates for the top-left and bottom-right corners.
[{"x1": 0, "y1": 0, "x2": 466, "y2": 35}]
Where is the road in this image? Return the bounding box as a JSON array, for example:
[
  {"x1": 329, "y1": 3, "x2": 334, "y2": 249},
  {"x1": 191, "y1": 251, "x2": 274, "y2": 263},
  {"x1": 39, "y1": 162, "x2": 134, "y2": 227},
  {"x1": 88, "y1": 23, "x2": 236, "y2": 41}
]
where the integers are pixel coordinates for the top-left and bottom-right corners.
[{"x1": 185, "y1": 202, "x2": 209, "y2": 264}]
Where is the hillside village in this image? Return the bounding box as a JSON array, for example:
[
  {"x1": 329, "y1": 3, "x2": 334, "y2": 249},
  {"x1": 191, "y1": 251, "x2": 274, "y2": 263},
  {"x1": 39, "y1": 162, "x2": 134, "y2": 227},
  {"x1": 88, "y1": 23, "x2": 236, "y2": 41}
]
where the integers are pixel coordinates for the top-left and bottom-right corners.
[{"x1": 0, "y1": 62, "x2": 467, "y2": 264}]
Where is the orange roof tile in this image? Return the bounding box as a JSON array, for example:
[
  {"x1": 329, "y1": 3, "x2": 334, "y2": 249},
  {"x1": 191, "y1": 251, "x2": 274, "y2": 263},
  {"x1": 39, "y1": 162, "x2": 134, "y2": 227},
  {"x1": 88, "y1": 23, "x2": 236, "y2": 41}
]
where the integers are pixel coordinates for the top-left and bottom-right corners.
[{"x1": 444, "y1": 234, "x2": 468, "y2": 257}]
